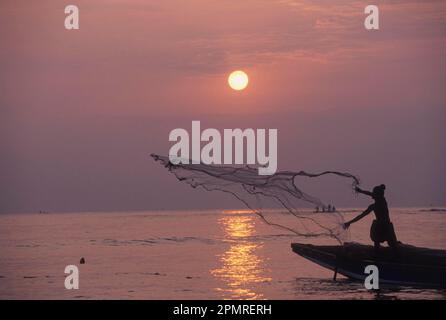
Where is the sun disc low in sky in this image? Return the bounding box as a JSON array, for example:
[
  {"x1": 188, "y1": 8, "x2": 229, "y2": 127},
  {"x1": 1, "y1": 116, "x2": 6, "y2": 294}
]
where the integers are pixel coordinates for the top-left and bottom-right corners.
[{"x1": 228, "y1": 70, "x2": 249, "y2": 91}]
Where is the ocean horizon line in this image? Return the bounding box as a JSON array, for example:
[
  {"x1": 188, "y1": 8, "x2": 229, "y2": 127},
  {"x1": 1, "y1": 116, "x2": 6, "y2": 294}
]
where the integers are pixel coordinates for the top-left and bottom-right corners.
[{"x1": 1, "y1": 206, "x2": 445, "y2": 216}]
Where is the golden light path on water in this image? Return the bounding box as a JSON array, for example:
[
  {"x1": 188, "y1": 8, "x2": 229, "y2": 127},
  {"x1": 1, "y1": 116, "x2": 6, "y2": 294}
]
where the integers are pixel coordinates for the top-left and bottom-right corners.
[{"x1": 211, "y1": 210, "x2": 272, "y2": 299}]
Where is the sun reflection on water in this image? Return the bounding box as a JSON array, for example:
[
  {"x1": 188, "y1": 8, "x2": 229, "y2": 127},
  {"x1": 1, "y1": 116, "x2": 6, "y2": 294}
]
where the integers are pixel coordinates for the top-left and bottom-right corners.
[{"x1": 211, "y1": 212, "x2": 272, "y2": 299}]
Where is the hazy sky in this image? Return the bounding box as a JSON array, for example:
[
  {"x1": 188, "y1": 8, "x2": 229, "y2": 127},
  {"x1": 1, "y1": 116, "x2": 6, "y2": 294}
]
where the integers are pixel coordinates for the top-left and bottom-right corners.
[{"x1": 1, "y1": 0, "x2": 445, "y2": 213}]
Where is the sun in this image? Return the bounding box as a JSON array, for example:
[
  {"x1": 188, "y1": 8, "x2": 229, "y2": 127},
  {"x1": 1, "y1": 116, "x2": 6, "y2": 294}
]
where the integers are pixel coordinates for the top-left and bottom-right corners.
[{"x1": 228, "y1": 70, "x2": 249, "y2": 91}]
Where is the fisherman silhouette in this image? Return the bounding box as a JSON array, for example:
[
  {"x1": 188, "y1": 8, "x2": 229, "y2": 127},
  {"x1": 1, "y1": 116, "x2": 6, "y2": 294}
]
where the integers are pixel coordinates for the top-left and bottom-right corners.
[{"x1": 343, "y1": 184, "x2": 398, "y2": 253}]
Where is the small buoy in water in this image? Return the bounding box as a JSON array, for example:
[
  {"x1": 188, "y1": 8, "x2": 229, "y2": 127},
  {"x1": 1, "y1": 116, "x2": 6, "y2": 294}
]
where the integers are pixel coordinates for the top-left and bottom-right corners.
[{"x1": 80, "y1": 257, "x2": 85, "y2": 264}]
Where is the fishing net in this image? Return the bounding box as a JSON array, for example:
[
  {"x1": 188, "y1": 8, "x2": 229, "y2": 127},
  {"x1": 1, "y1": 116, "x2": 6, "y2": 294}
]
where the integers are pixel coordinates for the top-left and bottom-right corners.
[{"x1": 151, "y1": 154, "x2": 360, "y2": 243}]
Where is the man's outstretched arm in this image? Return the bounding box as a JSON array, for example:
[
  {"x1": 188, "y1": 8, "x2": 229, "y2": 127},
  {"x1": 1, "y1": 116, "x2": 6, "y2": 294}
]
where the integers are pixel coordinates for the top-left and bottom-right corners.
[
  {"x1": 344, "y1": 205, "x2": 374, "y2": 228},
  {"x1": 355, "y1": 186, "x2": 373, "y2": 197}
]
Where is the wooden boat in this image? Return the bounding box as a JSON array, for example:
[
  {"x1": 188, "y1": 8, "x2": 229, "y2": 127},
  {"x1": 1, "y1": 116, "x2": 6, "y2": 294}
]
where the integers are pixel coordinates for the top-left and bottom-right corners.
[{"x1": 291, "y1": 242, "x2": 446, "y2": 288}]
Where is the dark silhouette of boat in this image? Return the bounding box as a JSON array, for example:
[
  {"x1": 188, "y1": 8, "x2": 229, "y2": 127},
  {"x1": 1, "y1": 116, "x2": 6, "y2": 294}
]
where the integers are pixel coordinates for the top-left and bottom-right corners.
[{"x1": 291, "y1": 242, "x2": 446, "y2": 288}]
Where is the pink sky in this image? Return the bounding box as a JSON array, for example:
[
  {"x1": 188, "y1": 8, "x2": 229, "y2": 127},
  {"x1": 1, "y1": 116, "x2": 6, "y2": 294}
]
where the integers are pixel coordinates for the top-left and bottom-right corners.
[{"x1": 1, "y1": 0, "x2": 445, "y2": 213}]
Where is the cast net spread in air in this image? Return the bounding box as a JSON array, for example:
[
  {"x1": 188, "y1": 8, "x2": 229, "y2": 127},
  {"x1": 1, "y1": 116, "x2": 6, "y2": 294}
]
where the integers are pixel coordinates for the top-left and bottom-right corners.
[{"x1": 151, "y1": 154, "x2": 360, "y2": 243}]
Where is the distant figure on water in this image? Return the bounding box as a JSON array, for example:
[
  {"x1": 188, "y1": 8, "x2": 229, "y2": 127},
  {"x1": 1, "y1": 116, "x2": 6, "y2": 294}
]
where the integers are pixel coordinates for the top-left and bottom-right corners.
[{"x1": 343, "y1": 184, "x2": 398, "y2": 252}]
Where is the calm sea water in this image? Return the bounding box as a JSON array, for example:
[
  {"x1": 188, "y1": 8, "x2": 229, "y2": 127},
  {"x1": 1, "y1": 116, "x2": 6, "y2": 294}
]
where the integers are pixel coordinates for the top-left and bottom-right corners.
[{"x1": 0, "y1": 208, "x2": 445, "y2": 299}]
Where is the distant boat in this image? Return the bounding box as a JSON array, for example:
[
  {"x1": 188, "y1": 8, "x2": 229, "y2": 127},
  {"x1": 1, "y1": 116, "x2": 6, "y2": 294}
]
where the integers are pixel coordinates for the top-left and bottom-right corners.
[{"x1": 291, "y1": 242, "x2": 446, "y2": 288}]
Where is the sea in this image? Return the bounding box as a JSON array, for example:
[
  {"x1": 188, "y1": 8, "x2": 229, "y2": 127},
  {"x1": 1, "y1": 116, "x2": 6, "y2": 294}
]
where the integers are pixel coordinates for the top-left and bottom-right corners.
[{"x1": 0, "y1": 208, "x2": 445, "y2": 299}]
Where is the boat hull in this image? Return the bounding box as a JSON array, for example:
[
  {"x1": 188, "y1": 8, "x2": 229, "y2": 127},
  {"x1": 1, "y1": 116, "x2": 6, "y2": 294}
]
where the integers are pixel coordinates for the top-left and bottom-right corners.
[{"x1": 291, "y1": 243, "x2": 446, "y2": 288}]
